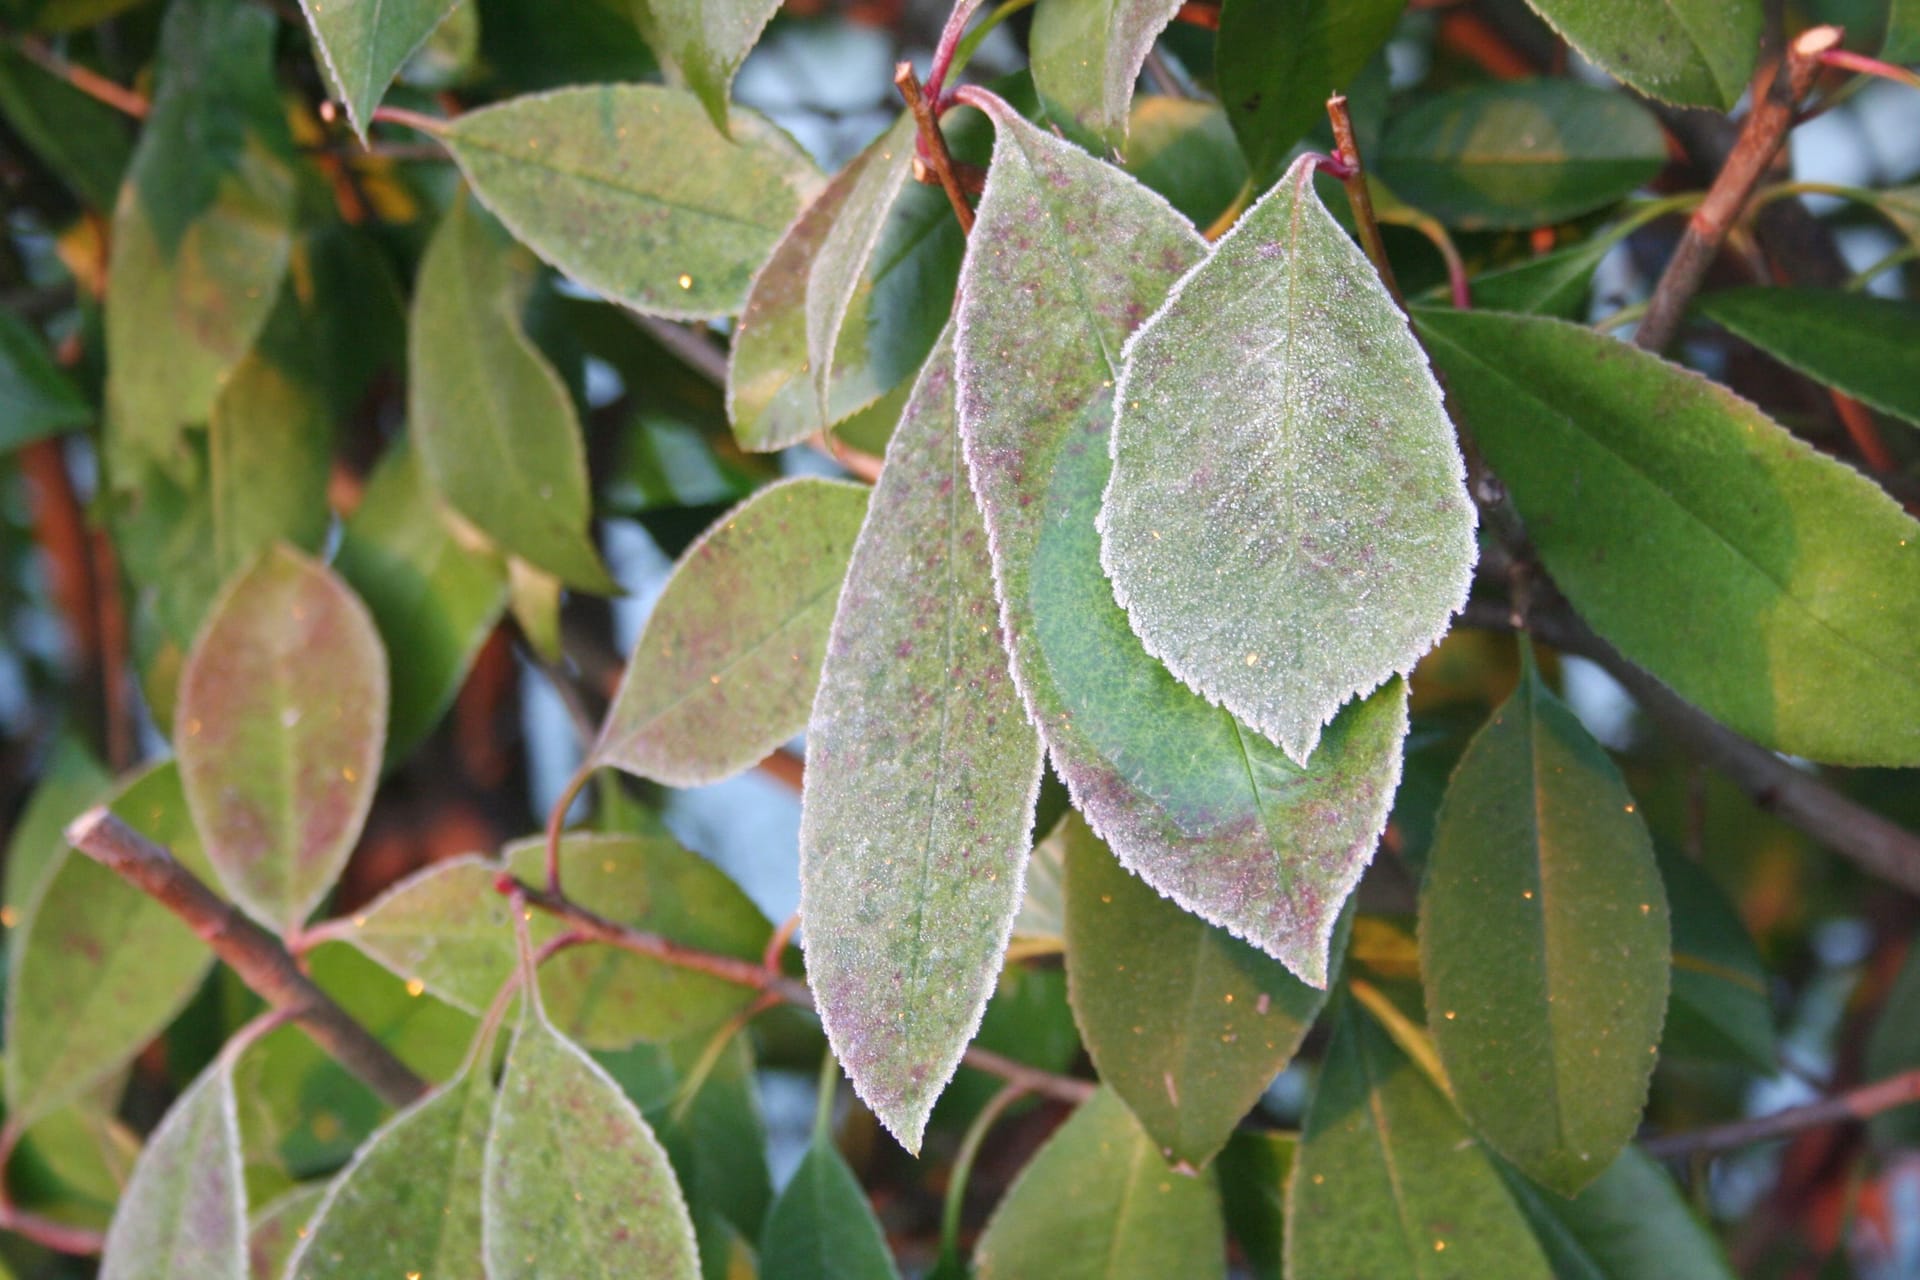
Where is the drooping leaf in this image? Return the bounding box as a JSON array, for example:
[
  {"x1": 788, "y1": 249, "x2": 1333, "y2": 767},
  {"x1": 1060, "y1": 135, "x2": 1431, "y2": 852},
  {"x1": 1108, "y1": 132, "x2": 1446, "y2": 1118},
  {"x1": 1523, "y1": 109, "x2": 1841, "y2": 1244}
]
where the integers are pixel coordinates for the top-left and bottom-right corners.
[
  {"x1": 99, "y1": 1059, "x2": 246, "y2": 1280},
  {"x1": 595, "y1": 477, "x2": 869, "y2": 786},
  {"x1": 759, "y1": 1131, "x2": 901, "y2": 1280},
  {"x1": 1214, "y1": 1131, "x2": 1293, "y2": 1280},
  {"x1": 955, "y1": 92, "x2": 1407, "y2": 985},
  {"x1": 410, "y1": 195, "x2": 614, "y2": 593},
  {"x1": 1502, "y1": 1146, "x2": 1737, "y2": 1279},
  {"x1": 105, "y1": 0, "x2": 296, "y2": 471},
  {"x1": 628, "y1": 0, "x2": 782, "y2": 135},
  {"x1": 6, "y1": 763, "x2": 218, "y2": 1129},
  {"x1": 1122, "y1": 96, "x2": 1251, "y2": 229},
  {"x1": 1028, "y1": 0, "x2": 1183, "y2": 149},
  {"x1": 1416, "y1": 307, "x2": 1920, "y2": 767},
  {"x1": 1377, "y1": 79, "x2": 1666, "y2": 230},
  {"x1": 1101, "y1": 152, "x2": 1475, "y2": 766},
  {"x1": 175, "y1": 546, "x2": 387, "y2": 932},
  {"x1": 1062, "y1": 815, "x2": 1328, "y2": 1169},
  {"x1": 483, "y1": 991, "x2": 700, "y2": 1280},
  {"x1": 0, "y1": 309, "x2": 90, "y2": 453},
  {"x1": 296, "y1": 0, "x2": 463, "y2": 136},
  {"x1": 334, "y1": 442, "x2": 510, "y2": 763},
  {"x1": 1517, "y1": 0, "x2": 1761, "y2": 108},
  {"x1": 0, "y1": 44, "x2": 132, "y2": 211},
  {"x1": 1286, "y1": 997, "x2": 1551, "y2": 1279},
  {"x1": 800, "y1": 334, "x2": 1042, "y2": 1151},
  {"x1": 443, "y1": 84, "x2": 819, "y2": 319},
  {"x1": 1696, "y1": 286, "x2": 1920, "y2": 430},
  {"x1": 1419, "y1": 657, "x2": 1670, "y2": 1196},
  {"x1": 2, "y1": 738, "x2": 109, "y2": 929},
  {"x1": 247, "y1": 1184, "x2": 327, "y2": 1280},
  {"x1": 1214, "y1": 0, "x2": 1406, "y2": 185},
  {"x1": 1657, "y1": 842, "x2": 1773, "y2": 1073}
]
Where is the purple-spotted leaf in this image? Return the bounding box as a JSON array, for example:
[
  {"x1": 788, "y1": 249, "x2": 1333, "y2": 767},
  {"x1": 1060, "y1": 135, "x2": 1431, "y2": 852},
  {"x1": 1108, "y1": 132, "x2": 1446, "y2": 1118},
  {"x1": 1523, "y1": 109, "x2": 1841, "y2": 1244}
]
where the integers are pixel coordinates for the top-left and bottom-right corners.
[
  {"x1": 1420, "y1": 656, "x2": 1670, "y2": 1196},
  {"x1": 175, "y1": 545, "x2": 386, "y2": 932},
  {"x1": 800, "y1": 333, "x2": 1044, "y2": 1152},
  {"x1": 1100, "y1": 154, "x2": 1476, "y2": 767},
  {"x1": 1029, "y1": 0, "x2": 1184, "y2": 149},
  {"x1": 483, "y1": 988, "x2": 700, "y2": 1279},
  {"x1": 628, "y1": 0, "x2": 782, "y2": 135},
  {"x1": 594, "y1": 478, "x2": 869, "y2": 786},
  {"x1": 99, "y1": 1059, "x2": 246, "y2": 1280},
  {"x1": 954, "y1": 93, "x2": 1406, "y2": 985}
]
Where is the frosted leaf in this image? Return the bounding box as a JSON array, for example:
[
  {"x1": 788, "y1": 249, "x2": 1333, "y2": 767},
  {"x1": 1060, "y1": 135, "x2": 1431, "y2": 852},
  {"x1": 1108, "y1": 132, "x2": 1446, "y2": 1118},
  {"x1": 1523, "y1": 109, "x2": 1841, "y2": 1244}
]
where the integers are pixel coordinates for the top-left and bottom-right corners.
[
  {"x1": 1100, "y1": 154, "x2": 1477, "y2": 766},
  {"x1": 100, "y1": 1060, "x2": 245, "y2": 1280},
  {"x1": 799, "y1": 332, "x2": 1044, "y2": 1152}
]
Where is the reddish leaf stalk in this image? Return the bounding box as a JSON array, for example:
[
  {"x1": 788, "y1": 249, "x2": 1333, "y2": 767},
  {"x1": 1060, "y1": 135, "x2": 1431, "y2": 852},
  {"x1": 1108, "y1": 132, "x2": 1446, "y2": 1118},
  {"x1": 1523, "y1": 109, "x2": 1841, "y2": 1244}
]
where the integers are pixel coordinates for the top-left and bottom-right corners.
[
  {"x1": 1817, "y1": 47, "x2": 1920, "y2": 92},
  {"x1": 924, "y1": 0, "x2": 988, "y2": 102},
  {"x1": 11, "y1": 35, "x2": 148, "y2": 117},
  {"x1": 1326, "y1": 94, "x2": 1405, "y2": 311}
]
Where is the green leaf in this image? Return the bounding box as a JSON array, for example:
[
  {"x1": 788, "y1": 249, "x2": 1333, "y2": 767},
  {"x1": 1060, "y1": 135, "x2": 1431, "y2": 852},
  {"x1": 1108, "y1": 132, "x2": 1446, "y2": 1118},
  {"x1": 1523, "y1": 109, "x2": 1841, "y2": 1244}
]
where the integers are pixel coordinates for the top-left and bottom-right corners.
[
  {"x1": 1377, "y1": 80, "x2": 1666, "y2": 230},
  {"x1": 2, "y1": 739, "x2": 109, "y2": 930},
  {"x1": 1122, "y1": 96, "x2": 1251, "y2": 230},
  {"x1": 1215, "y1": 0, "x2": 1406, "y2": 185},
  {"x1": 6, "y1": 763, "x2": 217, "y2": 1129},
  {"x1": 410, "y1": 196, "x2": 614, "y2": 593},
  {"x1": 1063, "y1": 815, "x2": 1327, "y2": 1168},
  {"x1": 628, "y1": 0, "x2": 782, "y2": 135},
  {"x1": 1029, "y1": 0, "x2": 1183, "y2": 149},
  {"x1": 247, "y1": 1184, "x2": 327, "y2": 1280},
  {"x1": 335, "y1": 856, "x2": 510, "y2": 1014},
  {"x1": 1101, "y1": 152, "x2": 1475, "y2": 765},
  {"x1": 483, "y1": 991, "x2": 700, "y2": 1280},
  {"x1": 0, "y1": 45, "x2": 132, "y2": 210},
  {"x1": 334, "y1": 442, "x2": 510, "y2": 763},
  {"x1": 1286, "y1": 997, "x2": 1551, "y2": 1279},
  {"x1": 1435, "y1": 234, "x2": 1615, "y2": 318},
  {"x1": 954, "y1": 92, "x2": 1407, "y2": 985},
  {"x1": 286, "y1": 1030, "x2": 493, "y2": 1278},
  {"x1": 1867, "y1": 935, "x2": 1920, "y2": 1147},
  {"x1": 1214, "y1": 1131, "x2": 1292, "y2": 1280},
  {"x1": 443, "y1": 84, "x2": 818, "y2": 319},
  {"x1": 1696, "y1": 286, "x2": 1920, "y2": 430},
  {"x1": 1517, "y1": 0, "x2": 1760, "y2": 108},
  {"x1": 1658, "y1": 843, "x2": 1773, "y2": 1073},
  {"x1": 595, "y1": 477, "x2": 869, "y2": 786},
  {"x1": 297, "y1": 0, "x2": 462, "y2": 136},
  {"x1": 1419, "y1": 658, "x2": 1670, "y2": 1196},
  {"x1": 975, "y1": 1087, "x2": 1223, "y2": 1279},
  {"x1": 1416, "y1": 307, "x2": 1920, "y2": 767},
  {"x1": 800, "y1": 335, "x2": 1042, "y2": 1151},
  {"x1": 105, "y1": 0, "x2": 296, "y2": 471},
  {"x1": 760, "y1": 1132, "x2": 901, "y2": 1280},
  {"x1": 175, "y1": 546, "x2": 387, "y2": 932},
  {"x1": 1502, "y1": 1146, "x2": 1736, "y2": 1279},
  {"x1": 1889, "y1": 0, "x2": 1920, "y2": 61},
  {"x1": 100, "y1": 1058, "x2": 246, "y2": 1280}
]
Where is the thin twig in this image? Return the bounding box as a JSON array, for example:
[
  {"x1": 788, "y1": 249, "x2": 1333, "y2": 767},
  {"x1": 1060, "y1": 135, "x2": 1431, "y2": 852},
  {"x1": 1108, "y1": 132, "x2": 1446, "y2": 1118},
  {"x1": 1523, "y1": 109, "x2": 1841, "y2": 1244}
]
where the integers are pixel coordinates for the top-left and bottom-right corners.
[
  {"x1": 12, "y1": 36, "x2": 148, "y2": 118},
  {"x1": 64, "y1": 809, "x2": 429, "y2": 1109},
  {"x1": 1643, "y1": 1064, "x2": 1920, "y2": 1158},
  {"x1": 1326, "y1": 94, "x2": 1404, "y2": 310},
  {"x1": 1635, "y1": 26, "x2": 1842, "y2": 353},
  {"x1": 544, "y1": 760, "x2": 596, "y2": 896},
  {"x1": 369, "y1": 103, "x2": 449, "y2": 135},
  {"x1": 1817, "y1": 47, "x2": 1920, "y2": 92},
  {"x1": 896, "y1": 62, "x2": 975, "y2": 235}
]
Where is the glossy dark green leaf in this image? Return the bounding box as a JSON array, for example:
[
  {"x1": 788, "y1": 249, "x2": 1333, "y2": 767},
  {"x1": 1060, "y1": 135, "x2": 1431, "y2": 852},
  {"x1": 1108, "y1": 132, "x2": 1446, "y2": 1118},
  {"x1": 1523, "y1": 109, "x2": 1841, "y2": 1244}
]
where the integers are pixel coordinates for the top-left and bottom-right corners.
[
  {"x1": 1450, "y1": 234, "x2": 1615, "y2": 318},
  {"x1": 627, "y1": 0, "x2": 781, "y2": 133},
  {"x1": 0, "y1": 45, "x2": 132, "y2": 209},
  {"x1": 297, "y1": 0, "x2": 462, "y2": 136},
  {"x1": 6, "y1": 763, "x2": 217, "y2": 1129},
  {"x1": 1519, "y1": 0, "x2": 1760, "y2": 108},
  {"x1": 0, "y1": 311, "x2": 86, "y2": 453},
  {"x1": 1867, "y1": 937, "x2": 1920, "y2": 1147},
  {"x1": 595, "y1": 478, "x2": 868, "y2": 786},
  {"x1": 1419, "y1": 659, "x2": 1669, "y2": 1195},
  {"x1": 99, "y1": 1058, "x2": 245, "y2": 1280},
  {"x1": 1417, "y1": 307, "x2": 1920, "y2": 767},
  {"x1": 1028, "y1": 0, "x2": 1182, "y2": 149},
  {"x1": 444, "y1": 84, "x2": 818, "y2": 319},
  {"x1": 410, "y1": 195, "x2": 613, "y2": 593},
  {"x1": 1063, "y1": 815, "x2": 1327, "y2": 1168},
  {"x1": 1215, "y1": 1131, "x2": 1292, "y2": 1280},
  {"x1": 1287, "y1": 998, "x2": 1550, "y2": 1279},
  {"x1": 1658, "y1": 843, "x2": 1773, "y2": 1072},
  {"x1": 973, "y1": 1087, "x2": 1225, "y2": 1280},
  {"x1": 1122, "y1": 97, "x2": 1250, "y2": 229},
  {"x1": 1697, "y1": 286, "x2": 1920, "y2": 430},
  {"x1": 175, "y1": 546, "x2": 387, "y2": 932},
  {"x1": 2, "y1": 738, "x2": 109, "y2": 929},
  {"x1": 1378, "y1": 80, "x2": 1665, "y2": 229},
  {"x1": 1502, "y1": 1147, "x2": 1737, "y2": 1279},
  {"x1": 760, "y1": 1132, "x2": 900, "y2": 1280},
  {"x1": 1102, "y1": 153, "x2": 1475, "y2": 766},
  {"x1": 1215, "y1": 0, "x2": 1405, "y2": 184},
  {"x1": 955, "y1": 91, "x2": 1408, "y2": 987}
]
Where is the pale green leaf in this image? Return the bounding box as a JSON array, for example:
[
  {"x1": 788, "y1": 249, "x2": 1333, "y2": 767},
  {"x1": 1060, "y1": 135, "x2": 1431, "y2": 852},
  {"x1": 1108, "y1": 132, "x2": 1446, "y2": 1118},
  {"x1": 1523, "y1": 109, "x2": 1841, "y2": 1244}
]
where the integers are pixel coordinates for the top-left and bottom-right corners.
[
  {"x1": 1502, "y1": 1146, "x2": 1737, "y2": 1280},
  {"x1": 1029, "y1": 0, "x2": 1183, "y2": 149},
  {"x1": 955, "y1": 92, "x2": 1407, "y2": 985},
  {"x1": 1122, "y1": 96, "x2": 1250, "y2": 229},
  {"x1": 759, "y1": 1133, "x2": 901, "y2": 1280},
  {"x1": 410, "y1": 195, "x2": 614, "y2": 593},
  {"x1": 1063, "y1": 815, "x2": 1327, "y2": 1168},
  {"x1": 1697, "y1": 286, "x2": 1920, "y2": 430},
  {"x1": 100, "y1": 1060, "x2": 245, "y2": 1280},
  {"x1": 973, "y1": 1087, "x2": 1225, "y2": 1280},
  {"x1": 2, "y1": 739, "x2": 109, "y2": 930},
  {"x1": 336, "y1": 855, "x2": 511, "y2": 1014},
  {"x1": 297, "y1": 0, "x2": 463, "y2": 136},
  {"x1": 1419, "y1": 658, "x2": 1670, "y2": 1196},
  {"x1": 247, "y1": 1185, "x2": 327, "y2": 1280},
  {"x1": 0, "y1": 309, "x2": 90, "y2": 452},
  {"x1": 1658, "y1": 842, "x2": 1773, "y2": 1073},
  {"x1": 175, "y1": 546, "x2": 387, "y2": 932},
  {"x1": 1286, "y1": 998, "x2": 1551, "y2": 1279},
  {"x1": 443, "y1": 84, "x2": 819, "y2": 319},
  {"x1": 628, "y1": 0, "x2": 782, "y2": 134},
  {"x1": 595, "y1": 477, "x2": 869, "y2": 786},
  {"x1": 1519, "y1": 0, "x2": 1760, "y2": 107},
  {"x1": 800, "y1": 334, "x2": 1042, "y2": 1151},
  {"x1": 1101, "y1": 152, "x2": 1475, "y2": 765},
  {"x1": 1417, "y1": 307, "x2": 1920, "y2": 766}
]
